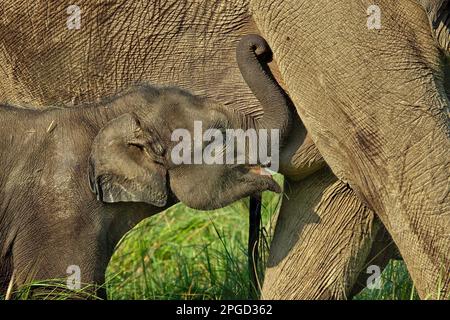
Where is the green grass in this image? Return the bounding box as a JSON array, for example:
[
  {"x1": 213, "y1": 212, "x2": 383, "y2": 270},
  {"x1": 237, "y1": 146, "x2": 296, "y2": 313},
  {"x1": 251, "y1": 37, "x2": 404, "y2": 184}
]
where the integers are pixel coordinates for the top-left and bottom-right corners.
[
  {"x1": 355, "y1": 261, "x2": 418, "y2": 300},
  {"x1": 105, "y1": 182, "x2": 418, "y2": 300},
  {"x1": 106, "y1": 192, "x2": 281, "y2": 300},
  {"x1": 3, "y1": 174, "x2": 422, "y2": 300}
]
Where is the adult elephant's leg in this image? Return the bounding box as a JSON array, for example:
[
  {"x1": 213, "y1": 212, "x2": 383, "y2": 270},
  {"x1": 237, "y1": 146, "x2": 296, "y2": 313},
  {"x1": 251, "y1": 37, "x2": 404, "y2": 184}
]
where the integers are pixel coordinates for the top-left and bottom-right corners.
[
  {"x1": 253, "y1": 0, "x2": 449, "y2": 298},
  {"x1": 262, "y1": 168, "x2": 379, "y2": 300}
]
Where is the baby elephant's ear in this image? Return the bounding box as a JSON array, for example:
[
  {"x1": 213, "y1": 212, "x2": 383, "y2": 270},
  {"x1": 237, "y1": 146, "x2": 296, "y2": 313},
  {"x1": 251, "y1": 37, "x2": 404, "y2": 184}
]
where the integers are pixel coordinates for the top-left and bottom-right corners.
[{"x1": 88, "y1": 113, "x2": 168, "y2": 207}]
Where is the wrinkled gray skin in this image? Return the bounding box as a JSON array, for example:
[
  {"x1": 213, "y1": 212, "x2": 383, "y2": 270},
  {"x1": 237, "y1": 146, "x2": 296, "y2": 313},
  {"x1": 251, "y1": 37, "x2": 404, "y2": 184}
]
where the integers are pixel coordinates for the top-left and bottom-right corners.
[
  {"x1": 0, "y1": 85, "x2": 285, "y2": 298},
  {"x1": 255, "y1": 0, "x2": 449, "y2": 299},
  {"x1": 0, "y1": 1, "x2": 448, "y2": 299},
  {"x1": 236, "y1": 35, "x2": 293, "y2": 142}
]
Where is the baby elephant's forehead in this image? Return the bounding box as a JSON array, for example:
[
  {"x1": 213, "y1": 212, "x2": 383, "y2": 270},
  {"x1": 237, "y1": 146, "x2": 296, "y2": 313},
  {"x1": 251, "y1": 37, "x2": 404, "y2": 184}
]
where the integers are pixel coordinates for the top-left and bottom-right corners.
[
  {"x1": 157, "y1": 94, "x2": 203, "y2": 118},
  {"x1": 160, "y1": 91, "x2": 210, "y2": 113},
  {"x1": 149, "y1": 87, "x2": 233, "y2": 131},
  {"x1": 161, "y1": 87, "x2": 204, "y2": 104}
]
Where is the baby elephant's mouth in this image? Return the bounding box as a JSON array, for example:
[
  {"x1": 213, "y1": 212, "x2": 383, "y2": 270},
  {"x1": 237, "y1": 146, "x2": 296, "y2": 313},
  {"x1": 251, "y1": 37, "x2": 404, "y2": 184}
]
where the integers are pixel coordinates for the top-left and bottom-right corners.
[
  {"x1": 248, "y1": 165, "x2": 273, "y2": 176},
  {"x1": 245, "y1": 165, "x2": 282, "y2": 194}
]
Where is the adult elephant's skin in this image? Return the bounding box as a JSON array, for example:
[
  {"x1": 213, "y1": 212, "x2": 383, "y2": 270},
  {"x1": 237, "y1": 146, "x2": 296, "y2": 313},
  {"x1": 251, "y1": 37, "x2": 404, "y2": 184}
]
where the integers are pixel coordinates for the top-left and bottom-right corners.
[
  {"x1": 0, "y1": 1, "x2": 370, "y2": 300},
  {"x1": 262, "y1": 170, "x2": 400, "y2": 299},
  {"x1": 251, "y1": 0, "x2": 450, "y2": 299},
  {"x1": 0, "y1": 85, "x2": 284, "y2": 298},
  {"x1": 0, "y1": 1, "x2": 443, "y2": 299}
]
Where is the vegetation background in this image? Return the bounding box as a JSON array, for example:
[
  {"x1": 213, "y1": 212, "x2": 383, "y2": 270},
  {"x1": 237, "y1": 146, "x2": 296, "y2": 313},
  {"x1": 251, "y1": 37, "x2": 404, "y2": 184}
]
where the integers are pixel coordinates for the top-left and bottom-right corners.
[
  {"x1": 106, "y1": 176, "x2": 418, "y2": 300},
  {"x1": 3, "y1": 176, "x2": 418, "y2": 300}
]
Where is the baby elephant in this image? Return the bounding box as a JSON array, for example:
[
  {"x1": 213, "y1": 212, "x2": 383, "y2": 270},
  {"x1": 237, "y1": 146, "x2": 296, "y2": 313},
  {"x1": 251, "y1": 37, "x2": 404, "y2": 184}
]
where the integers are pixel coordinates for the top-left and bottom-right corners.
[{"x1": 0, "y1": 85, "x2": 281, "y2": 298}]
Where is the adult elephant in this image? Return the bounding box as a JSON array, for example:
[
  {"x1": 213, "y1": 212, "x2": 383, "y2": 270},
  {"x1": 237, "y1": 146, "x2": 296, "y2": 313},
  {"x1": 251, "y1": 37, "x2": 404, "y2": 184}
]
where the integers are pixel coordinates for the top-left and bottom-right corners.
[
  {"x1": 0, "y1": 0, "x2": 447, "y2": 299},
  {"x1": 252, "y1": 0, "x2": 450, "y2": 299}
]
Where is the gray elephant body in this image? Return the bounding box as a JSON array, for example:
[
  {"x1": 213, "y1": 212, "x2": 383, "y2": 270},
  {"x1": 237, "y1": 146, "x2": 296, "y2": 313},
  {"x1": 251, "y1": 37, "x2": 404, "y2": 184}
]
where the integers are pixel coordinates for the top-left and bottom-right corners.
[
  {"x1": 0, "y1": 98, "x2": 162, "y2": 297},
  {"x1": 0, "y1": 85, "x2": 283, "y2": 298},
  {"x1": 252, "y1": 0, "x2": 449, "y2": 298},
  {"x1": 0, "y1": 0, "x2": 447, "y2": 299}
]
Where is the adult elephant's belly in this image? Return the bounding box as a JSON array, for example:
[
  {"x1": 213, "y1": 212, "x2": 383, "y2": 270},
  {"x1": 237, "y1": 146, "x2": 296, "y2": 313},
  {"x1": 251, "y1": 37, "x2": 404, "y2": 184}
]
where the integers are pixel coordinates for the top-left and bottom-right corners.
[{"x1": 267, "y1": 60, "x2": 327, "y2": 181}]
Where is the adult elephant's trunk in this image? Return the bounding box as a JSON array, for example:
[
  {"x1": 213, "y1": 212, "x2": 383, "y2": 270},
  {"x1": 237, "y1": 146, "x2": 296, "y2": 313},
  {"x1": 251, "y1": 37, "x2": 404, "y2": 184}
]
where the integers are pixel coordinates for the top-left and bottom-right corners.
[
  {"x1": 236, "y1": 35, "x2": 294, "y2": 295},
  {"x1": 236, "y1": 34, "x2": 292, "y2": 143}
]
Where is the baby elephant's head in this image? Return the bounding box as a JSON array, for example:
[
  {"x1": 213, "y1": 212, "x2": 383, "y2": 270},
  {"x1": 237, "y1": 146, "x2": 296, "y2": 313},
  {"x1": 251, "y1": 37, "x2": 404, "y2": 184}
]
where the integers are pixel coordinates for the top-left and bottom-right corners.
[{"x1": 88, "y1": 87, "x2": 281, "y2": 210}]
